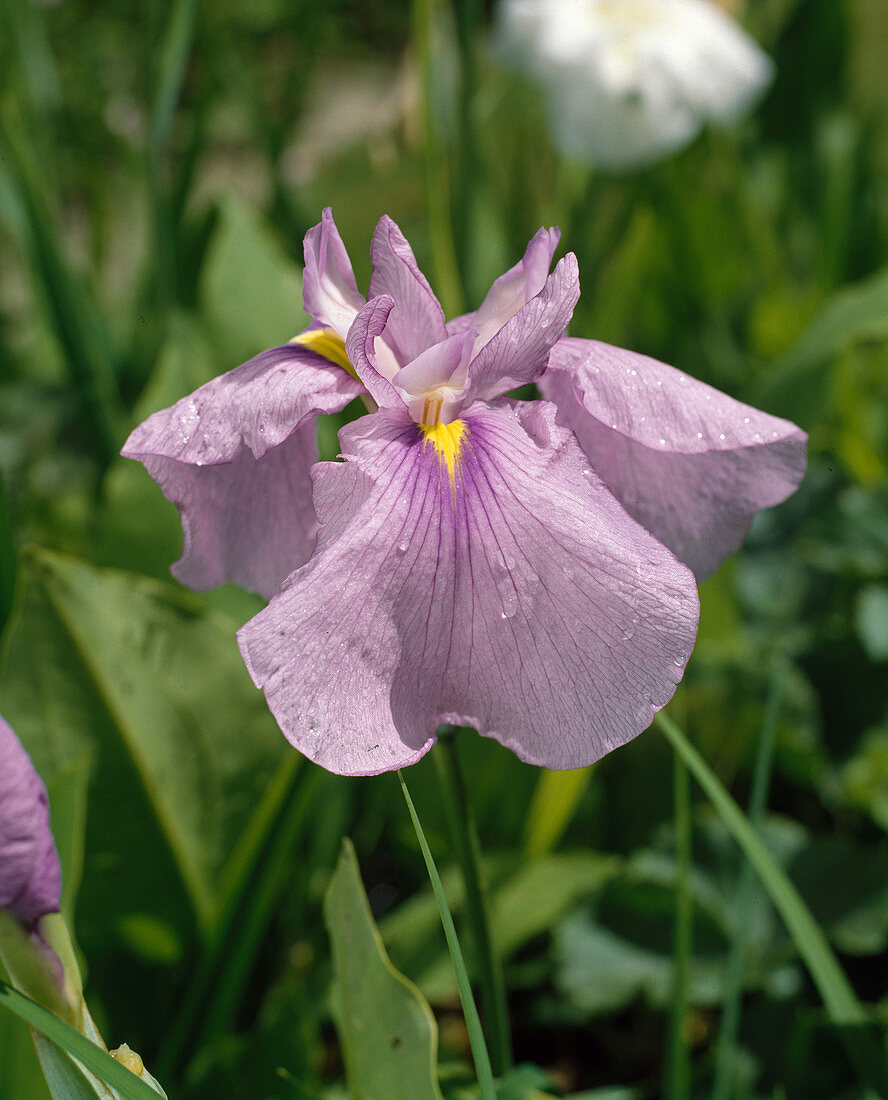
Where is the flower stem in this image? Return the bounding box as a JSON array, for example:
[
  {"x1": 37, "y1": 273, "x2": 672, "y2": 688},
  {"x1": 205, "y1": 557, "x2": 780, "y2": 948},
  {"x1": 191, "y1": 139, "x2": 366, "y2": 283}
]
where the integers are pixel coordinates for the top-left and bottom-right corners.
[
  {"x1": 434, "y1": 729, "x2": 513, "y2": 1076},
  {"x1": 398, "y1": 771, "x2": 496, "y2": 1100}
]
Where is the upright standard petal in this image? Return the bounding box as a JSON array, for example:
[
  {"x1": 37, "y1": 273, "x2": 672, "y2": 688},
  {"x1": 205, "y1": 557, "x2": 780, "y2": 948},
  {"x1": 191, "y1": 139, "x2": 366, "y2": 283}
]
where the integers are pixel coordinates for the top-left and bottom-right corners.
[
  {"x1": 122, "y1": 344, "x2": 363, "y2": 598},
  {"x1": 368, "y1": 215, "x2": 447, "y2": 364},
  {"x1": 0, "y1": 716, "x2": 61, "y2": 929},
  {"x1": 238, "y1": 401, "x2": 698, "y2": 775},
  {"x1": 541, "y1": 338, "x2": 808, "y2": 580},
  {"x1": 302, "y1": 207, "x2": 366, "y2": 339},
  {"x1": 448, "y1": 226, "x2": 561, "y2": 353},
  {"x1": 461, "y1": 252, "x2": 580, "y2": 405}
]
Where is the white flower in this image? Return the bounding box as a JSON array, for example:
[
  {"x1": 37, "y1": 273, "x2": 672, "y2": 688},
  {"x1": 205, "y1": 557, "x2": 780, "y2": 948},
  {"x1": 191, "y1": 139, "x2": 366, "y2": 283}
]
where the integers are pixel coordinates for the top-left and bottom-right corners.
[{"x1": 495, "y1": 0, "x2": 774, "y2": 169}]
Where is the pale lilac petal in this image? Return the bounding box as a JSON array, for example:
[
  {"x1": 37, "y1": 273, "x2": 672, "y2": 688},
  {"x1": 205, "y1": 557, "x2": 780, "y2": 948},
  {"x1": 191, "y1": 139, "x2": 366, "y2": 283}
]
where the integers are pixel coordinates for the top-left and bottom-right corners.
[
  {"x1": 450, "y1": 227, "x2": 561, "y2": 352},
  {"x1": 541, "y1": 338, "x2": 808, "y2": 580},
  {"x1": 0, "y1": 716, "x2": 61, "y2": 929},
  {"x1": 302, "y1": 208, "x2": 366, "y2": 338},
  {"x1": 461, "y1": 253, "x2": 580, "y2": 404},
  {"x1": 122, "y1": 344, "x2": 362, "y2": 598},
  {"x1": 238, "y1": 401, "x2": 698, "y2": 775},
  {"x1": 135, "y1": 424, "x2": 319, "y2": 599},
  {"x1": 368, "y1": 215, "x2": 447, "y2": 363},
  {"x1": 344, "y1": 296, "x2": 408, "y2": 411},
  {"x1": 391, "y1": 329, "x2": 476, "y2": 423}
]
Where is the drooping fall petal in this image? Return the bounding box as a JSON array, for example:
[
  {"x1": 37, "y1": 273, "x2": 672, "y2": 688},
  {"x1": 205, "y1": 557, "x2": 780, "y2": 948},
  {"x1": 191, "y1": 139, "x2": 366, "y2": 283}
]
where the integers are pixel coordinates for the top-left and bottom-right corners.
[
  {"x1": 540, "y1": 337, "x2": 808, "y2": 579},
  {"x1": 238, "y1": 401, "x2": 699, "y2": 775},
  {"x1": 122, "y1": 344, "x2": 363, "y2": 598}
]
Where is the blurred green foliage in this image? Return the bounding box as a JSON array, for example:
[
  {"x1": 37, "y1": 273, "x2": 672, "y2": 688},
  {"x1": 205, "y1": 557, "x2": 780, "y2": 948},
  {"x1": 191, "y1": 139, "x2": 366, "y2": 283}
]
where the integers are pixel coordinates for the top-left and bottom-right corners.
[{"x1": 1, "y1": 0, "x2": 888, "y2": 1097}]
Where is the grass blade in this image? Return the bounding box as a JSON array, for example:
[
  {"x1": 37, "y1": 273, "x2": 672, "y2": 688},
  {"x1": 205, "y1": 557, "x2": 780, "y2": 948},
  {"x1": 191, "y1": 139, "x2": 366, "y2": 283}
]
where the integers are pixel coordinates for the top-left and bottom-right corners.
[
  {"x1": 0, "y1": 982, "x2": 161, "y2": 1100},
  {"x1": 656, "y1": 712, "x2": 886, "y2": 1096},
  {"x1": 398, "y1": 770, "x2": 496, "y2": 1100},
  {"x1": 712, "y1": 674, "x2": 782, "y2": 1100}
]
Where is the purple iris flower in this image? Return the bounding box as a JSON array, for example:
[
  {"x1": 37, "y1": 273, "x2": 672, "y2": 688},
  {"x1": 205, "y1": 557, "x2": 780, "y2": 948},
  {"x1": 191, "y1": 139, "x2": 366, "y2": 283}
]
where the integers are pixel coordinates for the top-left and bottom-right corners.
[
  {"x1": 123, "y1": 211, "x2": 806, "y2": 776},
  {"x1": 0, "y1": 715, "x2": 61, "y2": 931}
]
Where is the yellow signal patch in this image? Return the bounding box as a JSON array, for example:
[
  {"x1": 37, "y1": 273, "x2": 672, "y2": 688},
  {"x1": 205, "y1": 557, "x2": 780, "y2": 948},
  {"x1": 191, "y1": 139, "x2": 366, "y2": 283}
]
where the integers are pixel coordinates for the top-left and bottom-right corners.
[
  {"x1": 290, "y1": 327, "x2": 358, "y2": 380},
  {"x1": 421, "y1": 419, "x2": 468, "y2": 487}
]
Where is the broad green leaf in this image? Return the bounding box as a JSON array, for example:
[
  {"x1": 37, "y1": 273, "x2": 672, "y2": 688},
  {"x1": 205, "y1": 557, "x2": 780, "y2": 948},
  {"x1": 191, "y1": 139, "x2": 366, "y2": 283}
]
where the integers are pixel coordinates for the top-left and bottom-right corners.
[
  {"x1": 199, "y1": 192, "x2": 307, "y2": 367},
  {"x1": 0, "y1": 549, "x2": 286, "y2": 939},
  {"x1": 46, "y1": 754, "x2": 91, "y2": 921},
  {"x1": 0, "y1": 984, "x2": 164, "y2": 1100},
  {"x1": 324, "y1": 838, "x2": 445, "y2": 1100}
]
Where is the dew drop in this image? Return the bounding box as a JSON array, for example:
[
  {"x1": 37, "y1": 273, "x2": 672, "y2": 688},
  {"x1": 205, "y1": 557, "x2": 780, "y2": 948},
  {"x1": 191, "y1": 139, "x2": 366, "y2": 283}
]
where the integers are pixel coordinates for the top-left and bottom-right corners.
[
  {"x1": 719, "y1": 433, "x2": 726, "y2": 441},
  {"x1": 656, "y1": 379, "x2": 662, "y2": 386},
  {"x1": 622, "y1": 624, "x2": 635, "y2": 641},
  {"x1": 659, "y1": 438, "x2": 666, "y2": 446},
  {"x1": 397, "y1": 539, "x2": 409, "y2": 553},
  {"x1": 500, "y1": 593, "x2": 518, "y2": 619},
  {"x1": 743, "y1": 417, "x2": 750, "y2": 424},
  {"x1": 696, "y1": 432, "x2": 703, "y2": 439}
]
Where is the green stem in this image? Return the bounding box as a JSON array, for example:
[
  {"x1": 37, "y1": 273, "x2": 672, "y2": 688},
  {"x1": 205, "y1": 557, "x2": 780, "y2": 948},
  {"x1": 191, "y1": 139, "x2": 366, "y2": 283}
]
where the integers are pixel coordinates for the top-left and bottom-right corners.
[
  {"x1": 411, "y1": 0, "x2": 465, "y2": 316},
  {"x1": 668, "y1": 753, "x2": 693, "y2": 1100},
  {"x1": 434, "y1": 730, "x2": 512, "y2": 1076},
  {"x1": 712, "y1": 674, "x2": 782, "y2": 1100},
  {"x1": 398, "y1": 771, "x2": 496, "y2": 1100}
]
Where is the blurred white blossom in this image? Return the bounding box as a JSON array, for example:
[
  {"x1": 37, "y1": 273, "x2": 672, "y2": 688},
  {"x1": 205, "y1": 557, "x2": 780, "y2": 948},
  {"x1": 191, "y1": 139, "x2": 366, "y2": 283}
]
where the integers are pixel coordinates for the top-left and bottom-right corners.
[{"x1": 495, "y1": 0, "x2": 774, "y2": 169}]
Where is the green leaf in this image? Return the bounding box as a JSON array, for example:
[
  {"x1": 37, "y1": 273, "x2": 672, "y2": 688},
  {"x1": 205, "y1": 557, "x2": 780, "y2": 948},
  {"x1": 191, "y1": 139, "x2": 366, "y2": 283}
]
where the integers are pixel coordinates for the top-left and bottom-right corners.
[
  {"x1": 323, "y1": 838, "x2": 445, "y2": 1100},
  {"x1": 0, "y1": 983, "x2": 163, "y2": 1100},
  {"x1": 46, "y1": 754, "x2": 91, "y2": 921},
  {"x1": 0, "y1": 549, "x2": 286, "y2": 938},
  {"x1": 199, "y1": 192, "x2": 307, "y2": 367}
]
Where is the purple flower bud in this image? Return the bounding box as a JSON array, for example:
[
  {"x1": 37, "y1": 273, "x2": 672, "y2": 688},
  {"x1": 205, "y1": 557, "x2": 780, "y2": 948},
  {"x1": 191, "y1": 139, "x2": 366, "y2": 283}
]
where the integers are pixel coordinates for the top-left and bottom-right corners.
[{"x1": 0, "y1": 715, "x2": 61, "y2": 929}]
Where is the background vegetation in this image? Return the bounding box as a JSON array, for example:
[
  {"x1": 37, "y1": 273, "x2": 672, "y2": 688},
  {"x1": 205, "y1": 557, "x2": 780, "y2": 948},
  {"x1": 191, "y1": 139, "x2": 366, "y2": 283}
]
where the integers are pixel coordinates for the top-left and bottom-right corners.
[{"x1": 1, "y1": 0, "x2": 887, "y2": 1097}]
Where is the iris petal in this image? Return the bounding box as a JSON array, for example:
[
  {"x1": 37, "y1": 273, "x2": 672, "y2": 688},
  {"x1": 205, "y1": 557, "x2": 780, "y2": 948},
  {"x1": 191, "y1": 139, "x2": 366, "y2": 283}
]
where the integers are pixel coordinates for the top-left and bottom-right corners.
[
  {"x1": 541, "y1": 337, "x2": 808, "y2": 580},
  {"x1": 238, "y1": 401, "x2": 699, "y2": 775},
  {"x1": 122, "y1": 344, "x2": 363, "y2": 597}
]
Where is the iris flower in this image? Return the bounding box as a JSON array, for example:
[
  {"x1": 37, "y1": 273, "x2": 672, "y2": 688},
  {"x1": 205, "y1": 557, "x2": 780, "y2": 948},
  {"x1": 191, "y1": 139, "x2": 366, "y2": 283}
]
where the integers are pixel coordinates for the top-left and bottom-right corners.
[
  {"x1": 495, "y1": 0, "x2": 774, "y2": 170},
  {"x1": 124, "y1": 211, "x2": 805, "y2": 775}
]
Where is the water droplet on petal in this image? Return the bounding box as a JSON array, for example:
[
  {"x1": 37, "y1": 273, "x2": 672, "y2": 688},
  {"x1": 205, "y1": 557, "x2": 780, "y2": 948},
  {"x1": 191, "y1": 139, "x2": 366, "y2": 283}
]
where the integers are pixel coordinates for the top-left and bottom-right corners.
[{"x1": 397, "y1": 539, "x2": 409, "y2": 553}]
